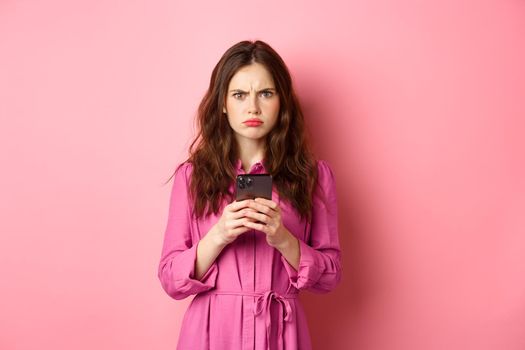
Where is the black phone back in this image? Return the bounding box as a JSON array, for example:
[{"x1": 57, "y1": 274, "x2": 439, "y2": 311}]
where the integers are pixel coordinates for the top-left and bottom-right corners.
[{"x1": 235, "y1": 174, "x2": 272, "y2": 201}]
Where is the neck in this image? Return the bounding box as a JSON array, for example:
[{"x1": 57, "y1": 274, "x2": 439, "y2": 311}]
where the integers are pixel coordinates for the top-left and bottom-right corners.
[{"x1": 235, "y1": 136, "x2": 266, "y2": 172}]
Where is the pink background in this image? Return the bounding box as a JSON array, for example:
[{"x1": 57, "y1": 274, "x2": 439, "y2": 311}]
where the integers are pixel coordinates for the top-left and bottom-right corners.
[{"x1": 1, "y1": 0, "x2": 524, "y2": 349}]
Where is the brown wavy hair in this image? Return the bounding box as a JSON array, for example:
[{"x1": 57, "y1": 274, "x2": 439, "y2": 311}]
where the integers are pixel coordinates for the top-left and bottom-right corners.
[{"x1": 165, "y1": 40, "x2": 319, "y2": 221}]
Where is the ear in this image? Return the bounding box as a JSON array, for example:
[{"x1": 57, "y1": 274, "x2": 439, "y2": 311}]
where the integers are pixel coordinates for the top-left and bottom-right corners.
[{"x1": 223, "y1": 107, "x2": 227, "y2": 114}]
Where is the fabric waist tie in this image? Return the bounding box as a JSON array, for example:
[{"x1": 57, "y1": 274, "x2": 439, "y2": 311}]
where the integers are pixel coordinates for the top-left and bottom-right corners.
[{"x1": 206, "y1": 290, "x2": 298, "y2": 350}]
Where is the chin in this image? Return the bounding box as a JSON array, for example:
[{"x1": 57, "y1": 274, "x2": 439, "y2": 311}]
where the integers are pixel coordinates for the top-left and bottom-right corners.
[{"x1": 236, "y1": 130, "x2": 269, "y2": 141}]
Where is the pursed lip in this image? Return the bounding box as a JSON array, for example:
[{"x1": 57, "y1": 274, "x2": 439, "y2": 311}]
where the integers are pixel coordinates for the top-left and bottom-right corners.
[{"x1": 243, "y1": 118, "x2": 263, "y2": 124}]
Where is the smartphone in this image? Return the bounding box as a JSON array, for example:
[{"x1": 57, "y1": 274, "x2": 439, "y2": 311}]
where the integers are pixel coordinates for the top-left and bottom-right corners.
[{"x1": 235, "y1": 174, "x2": 272, "y2": 201}]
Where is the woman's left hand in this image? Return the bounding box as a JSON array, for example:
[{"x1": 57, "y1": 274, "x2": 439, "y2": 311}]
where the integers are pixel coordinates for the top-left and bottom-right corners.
[{"x1": 242, "y1": 198, "x2": 293, "y2": 249}]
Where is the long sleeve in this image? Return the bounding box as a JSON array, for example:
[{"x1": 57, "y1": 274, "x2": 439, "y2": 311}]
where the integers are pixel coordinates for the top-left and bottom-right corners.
[
  {"x1": 157, "y1": 162, "x2": 218, "y2": 300},
  {"x1": 281, "y1": 160, "x2": 342, "y2": 293}
]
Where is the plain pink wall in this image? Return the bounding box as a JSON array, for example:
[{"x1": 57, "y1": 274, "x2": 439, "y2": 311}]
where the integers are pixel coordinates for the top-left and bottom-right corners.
[{"x1": 1, "y1": 0, "x2": 524, "y2": 349}]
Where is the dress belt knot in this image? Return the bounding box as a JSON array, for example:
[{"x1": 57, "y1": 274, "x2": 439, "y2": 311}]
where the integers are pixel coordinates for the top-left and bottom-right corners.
[{"x1": 254, "y1": 290, "x2": 294, "y2": 350}]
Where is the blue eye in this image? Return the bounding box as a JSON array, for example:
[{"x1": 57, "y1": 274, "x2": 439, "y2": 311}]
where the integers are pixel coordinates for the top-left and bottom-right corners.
[
  {"x1": 261, "y1": 91, "x2": 273, "y2": 98},
  {"x1": 233, "y1": 92, "x2": 245, "y2": 99}
]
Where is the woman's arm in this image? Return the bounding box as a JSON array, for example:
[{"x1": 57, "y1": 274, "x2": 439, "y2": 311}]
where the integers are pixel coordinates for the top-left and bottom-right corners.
[
  {"x1": 194, "y1": 226, "x2": 227, "y2": 280},
  {"x1": 280, "y1": 160, "x2": 342, "y2": 293},
  {"x1": 157, "y1": 164, "x2": 256, "y2": 299},
  {"x1": 275, "y1": 232, "x2": 300, "y2": 270}
]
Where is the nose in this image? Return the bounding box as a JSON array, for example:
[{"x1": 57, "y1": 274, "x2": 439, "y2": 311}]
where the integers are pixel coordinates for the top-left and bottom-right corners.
[{"x1": 248, "y1": 94, "x2": 261, "y2": 115}]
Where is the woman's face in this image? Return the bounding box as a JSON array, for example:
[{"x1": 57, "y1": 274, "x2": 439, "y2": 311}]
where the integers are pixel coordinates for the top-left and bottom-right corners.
[{"x1": 223, "y1": 62, "x2": 280, "y2": 144}]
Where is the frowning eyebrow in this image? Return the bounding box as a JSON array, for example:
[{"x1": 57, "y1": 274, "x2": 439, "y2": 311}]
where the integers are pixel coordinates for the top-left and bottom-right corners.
[{"x1": 229, "y1": 88, "x2": 276, "y2": 93}]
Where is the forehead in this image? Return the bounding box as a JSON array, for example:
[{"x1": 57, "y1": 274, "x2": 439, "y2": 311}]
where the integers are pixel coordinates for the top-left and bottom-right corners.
[{"x1": 228, "y1": 63, "x2": 275, "y2": 88}]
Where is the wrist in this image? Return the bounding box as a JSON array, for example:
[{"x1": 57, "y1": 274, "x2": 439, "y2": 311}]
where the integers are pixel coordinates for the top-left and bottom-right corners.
[
  {"x1": 275, "y1": 229, "x2": 297, "y2": 252},
  {"x1": 275, "y1": 230, "x2": 300, "y2": 271},
  {"x1": 207, "y1": 224, "x2": 228, "y2": 249}
]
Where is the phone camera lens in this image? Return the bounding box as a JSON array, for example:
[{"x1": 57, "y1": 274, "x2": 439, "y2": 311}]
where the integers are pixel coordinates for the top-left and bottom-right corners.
[
  {"x1": 246, "y1": 177, "x2": 253, "y2": 187},
  {"x1": 237, "y1": 177, "x2": 246, "y2": 189}
]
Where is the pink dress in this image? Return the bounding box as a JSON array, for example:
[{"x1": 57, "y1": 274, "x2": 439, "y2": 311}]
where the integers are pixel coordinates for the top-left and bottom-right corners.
[{"x1": 157, "y1": 159, "x2": 342, "y2": 350}]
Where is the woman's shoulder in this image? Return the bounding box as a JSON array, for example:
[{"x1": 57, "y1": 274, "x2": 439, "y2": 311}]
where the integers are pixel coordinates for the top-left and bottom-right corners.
[
  {"x1": 312, "y1": 159, "x2": 337, "y2": 206},
  {"x1": 314, "y1": 159, "x2": 337, "y2": 196},
  {"x1": 315, "y1": 159, "x2": 335, "y2": 179},
  {"x1": 175, "y1": 160, "x2": 193, "y2": 172},
  {"x1": 171, "y1": 161, "x2": 194, "y2": 184}
]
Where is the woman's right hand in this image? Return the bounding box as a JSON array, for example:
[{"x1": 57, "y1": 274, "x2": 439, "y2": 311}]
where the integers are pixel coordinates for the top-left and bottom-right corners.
[
  {"x1": 210, "y1": 200, "x2": 256, "y2": 247},
  {"x1": 194, "y1": 200, "x2": 256, "y2": 281}
]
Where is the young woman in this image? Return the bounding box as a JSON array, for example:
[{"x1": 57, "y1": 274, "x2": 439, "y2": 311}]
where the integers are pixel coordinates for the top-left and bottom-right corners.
[{"x1": 157, "y1": 40, "x2": 341, "y2": 350}]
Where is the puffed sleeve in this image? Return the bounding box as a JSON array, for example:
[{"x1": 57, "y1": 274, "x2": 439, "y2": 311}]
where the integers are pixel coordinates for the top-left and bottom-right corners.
[
  {"x1": 157, "y1": 162, "x2": 218, "y2": 300},
  {"x1": 281, "y1": 160, "x2": 342, "y2": 293}
]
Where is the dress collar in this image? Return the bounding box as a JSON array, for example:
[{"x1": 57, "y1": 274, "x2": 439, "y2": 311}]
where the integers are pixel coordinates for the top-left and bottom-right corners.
[{"x1": 235, "y1": 158, "x2": 266, "y2": 174}]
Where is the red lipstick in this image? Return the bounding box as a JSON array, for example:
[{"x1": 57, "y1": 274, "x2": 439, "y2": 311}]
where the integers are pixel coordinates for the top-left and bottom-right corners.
[{"x1": 243, "y1": 118, "x2": 263, "y2": 127}]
